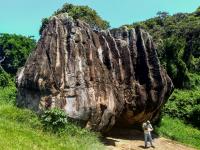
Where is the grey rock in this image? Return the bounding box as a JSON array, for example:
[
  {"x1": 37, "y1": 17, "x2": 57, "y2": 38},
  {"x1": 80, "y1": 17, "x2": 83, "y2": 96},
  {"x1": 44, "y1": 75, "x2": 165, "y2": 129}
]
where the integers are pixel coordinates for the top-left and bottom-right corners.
[{"x1": 16, "y1": 14, "x2": 173, "y2": 132}]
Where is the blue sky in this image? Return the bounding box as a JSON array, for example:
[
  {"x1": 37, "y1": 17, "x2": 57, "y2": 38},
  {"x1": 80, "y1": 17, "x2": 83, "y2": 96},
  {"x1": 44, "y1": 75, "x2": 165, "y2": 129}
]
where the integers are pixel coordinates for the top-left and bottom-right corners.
[{"x1": 0, "y1": 0, "x2": 199, "y2": 40}]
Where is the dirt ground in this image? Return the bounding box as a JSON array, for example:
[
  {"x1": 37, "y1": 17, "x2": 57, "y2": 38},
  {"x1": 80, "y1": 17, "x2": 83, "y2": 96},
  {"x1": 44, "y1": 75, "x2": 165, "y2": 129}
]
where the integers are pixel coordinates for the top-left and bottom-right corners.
[{"x1": 103, "y1": 128, "x2": 196, "y2": 150}]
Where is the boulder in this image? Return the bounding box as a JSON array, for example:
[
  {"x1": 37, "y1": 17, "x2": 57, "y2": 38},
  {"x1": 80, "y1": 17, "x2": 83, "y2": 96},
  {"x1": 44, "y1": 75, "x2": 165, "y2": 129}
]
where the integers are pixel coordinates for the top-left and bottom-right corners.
[{"x1": 16, "y1": 13, "x2": 173, "y2": 132}]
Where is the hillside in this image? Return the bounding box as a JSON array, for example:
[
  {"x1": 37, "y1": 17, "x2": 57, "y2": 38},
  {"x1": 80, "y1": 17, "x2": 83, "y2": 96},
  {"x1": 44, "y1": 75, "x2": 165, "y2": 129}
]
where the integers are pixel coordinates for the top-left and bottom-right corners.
[
  {"x1": 0, "y1": 85, "x2": 104, "y2": 150},
  {"x1": 125, "y1": 7, "x2": 200, "y2": 89}
]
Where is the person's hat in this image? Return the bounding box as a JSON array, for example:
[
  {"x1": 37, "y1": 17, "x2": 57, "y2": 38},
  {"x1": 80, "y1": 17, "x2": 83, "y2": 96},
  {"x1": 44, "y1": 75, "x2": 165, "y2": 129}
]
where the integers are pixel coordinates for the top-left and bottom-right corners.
[{"x1": 147, "y1": 120, "x2": 150, "y2": 124}]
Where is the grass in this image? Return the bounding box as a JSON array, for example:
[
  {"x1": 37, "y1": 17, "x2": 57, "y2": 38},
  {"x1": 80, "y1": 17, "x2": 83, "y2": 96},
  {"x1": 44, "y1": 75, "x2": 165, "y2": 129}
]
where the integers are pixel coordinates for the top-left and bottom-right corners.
[
  {"x1": 0, "y1": 86, "x2": 104, "y2": 150},
  {"x1": 1, "y1": 83, "x2": 200, "y2": 150},
  {"x1": 156, "y1": 116, "x2": 200, "y2": 150}
]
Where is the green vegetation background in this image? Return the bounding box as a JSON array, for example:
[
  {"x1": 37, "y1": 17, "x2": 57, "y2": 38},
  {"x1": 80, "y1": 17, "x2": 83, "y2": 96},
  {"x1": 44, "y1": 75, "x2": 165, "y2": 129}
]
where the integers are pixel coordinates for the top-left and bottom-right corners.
[{"x1": 0, "y1": 3, "x2": 199, "y2": 150}]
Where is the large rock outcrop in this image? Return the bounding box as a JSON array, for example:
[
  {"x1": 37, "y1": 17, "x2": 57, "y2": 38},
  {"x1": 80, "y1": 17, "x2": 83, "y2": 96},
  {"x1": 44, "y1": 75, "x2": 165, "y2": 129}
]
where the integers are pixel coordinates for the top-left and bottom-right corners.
[{"x1": 16, "y1": 13, "x2": 173, "y2": 132}]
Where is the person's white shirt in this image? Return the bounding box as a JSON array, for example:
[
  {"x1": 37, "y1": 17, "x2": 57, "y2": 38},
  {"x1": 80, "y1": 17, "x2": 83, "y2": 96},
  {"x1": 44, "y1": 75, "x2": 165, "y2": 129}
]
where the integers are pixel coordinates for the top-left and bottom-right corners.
[{"x1": 143, "y1": 122, "x2": 153, "y2": 134}]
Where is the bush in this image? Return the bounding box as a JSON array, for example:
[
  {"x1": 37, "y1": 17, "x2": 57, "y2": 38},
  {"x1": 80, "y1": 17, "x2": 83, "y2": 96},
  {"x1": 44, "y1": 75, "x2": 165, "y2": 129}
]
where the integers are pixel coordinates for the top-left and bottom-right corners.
[
  {"x1": 41, "y1": 108, "x2": 68, "y2": 132},
  {"x1": 163, "y1": 88, "x2": 200, "y2": 128},
  {"x1": 187, "y1": 73, "x2": 200, "y2": 88},
  {"x1": 189, "y1": 105, "x2": 200, "y2": 127},
  {"x1": 0, "y1": 84, "x2": 16, "y2": 104},
  {"x1": 0, "y1": 68, "x2": 11, "y2": 87}
]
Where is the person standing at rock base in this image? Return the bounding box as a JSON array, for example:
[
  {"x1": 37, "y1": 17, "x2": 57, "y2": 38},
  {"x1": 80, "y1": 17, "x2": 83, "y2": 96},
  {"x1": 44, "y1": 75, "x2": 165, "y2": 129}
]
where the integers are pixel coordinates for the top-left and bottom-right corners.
[{"x1": 142, "y1": 120, "x2": 155, "y2": 148}]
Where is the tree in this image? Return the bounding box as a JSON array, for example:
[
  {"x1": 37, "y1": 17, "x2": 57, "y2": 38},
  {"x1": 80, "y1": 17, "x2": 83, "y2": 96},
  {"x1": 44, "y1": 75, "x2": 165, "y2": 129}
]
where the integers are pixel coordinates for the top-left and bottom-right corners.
[
  {"x1": 163, "y1": 36, "x2": 189, "y2": 88},
  {"x1": 0, "y1": 67, "x2": 11, "y2": 87},
  {"x1": 0, "y1": 34, "x2": 36, "y2": 75},
  {"x1": 156, "y1": 11, "x2": 169, "y2": 19},
  {"x1": 39, "y1": 3, "x2": 110, "y2": 35},
  {"x1": 194, "y1": 6, "x2": 200, "y2": 16},
  {"x1": 39, "y1": 18, "x2": 49, "y2": 36}
]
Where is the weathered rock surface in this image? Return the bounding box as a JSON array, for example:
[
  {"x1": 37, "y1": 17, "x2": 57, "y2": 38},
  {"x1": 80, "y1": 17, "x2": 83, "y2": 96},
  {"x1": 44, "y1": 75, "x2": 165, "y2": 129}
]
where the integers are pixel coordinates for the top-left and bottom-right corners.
[{"x1": 16, "y1": 13, "x2": 173, "y2": 132}]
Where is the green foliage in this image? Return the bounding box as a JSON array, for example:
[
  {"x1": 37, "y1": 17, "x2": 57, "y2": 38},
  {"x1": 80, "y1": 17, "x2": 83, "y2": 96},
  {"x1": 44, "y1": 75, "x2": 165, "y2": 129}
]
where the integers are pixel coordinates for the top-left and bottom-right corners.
[
  {"x1": 39, "y1": 18, "x2": 49, "y2": 36},
  {"x1": 189, "y1": 105, "x2": 200, "y2": 127},
  {"x1": 194, "y1": 6, "x2": 200, "y2": 16},
  {"x1": 162, "y1": 36, "x2": 189, "y2": 88},
  {"x1": 40, "y1": 108, "x2": 93, "y2": 137},
  {"x1": 130, "y1": 6, "x2": 200, "y2": 88},
  {"x1": 40, "y1": 3, "x2": 110, "y2": 35},
  {"x1": 55, "y1": 3, "x2": 110, "y2": 29},
  {"x1": 187, "y1": 73, "x2": 200, "y2": 88},
  {"x1": 155, "y1": 116, "x2": 200, "y2": 149},
  {"x1": 41, "y1": 108, "x2": 68, "y2": 132},
  {"x1": 0, "y1": 33, "x2": 36, "y2": 74},
  {"x1": 0, "y1": 84, "x2": 16, "y2": 104},
  {"x1": 157, "y1": 11, "x2": 169, "y2": 19},
  {"x1": 0, "y1": 67, "x2": 12, "y2": 87},
  {"x1": 163, "y1": 87, "x2": 200, "y2": 127}
]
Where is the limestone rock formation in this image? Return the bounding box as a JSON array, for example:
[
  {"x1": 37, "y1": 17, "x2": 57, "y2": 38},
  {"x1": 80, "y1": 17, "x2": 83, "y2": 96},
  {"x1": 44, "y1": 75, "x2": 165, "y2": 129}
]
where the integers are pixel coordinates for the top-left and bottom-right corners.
[{"x1": 16, "y1": 13, "x2": 173, "y2": 132}]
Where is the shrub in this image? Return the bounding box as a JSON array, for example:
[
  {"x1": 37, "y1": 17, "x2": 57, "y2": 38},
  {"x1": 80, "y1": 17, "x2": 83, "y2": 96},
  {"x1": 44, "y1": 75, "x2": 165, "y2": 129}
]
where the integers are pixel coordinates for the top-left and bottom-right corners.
[
  {"x1": 41, "y1": 108, "x2": 68, "y2": 132},
  {"x1": 189, "y1": 105, "x2": 200, "y2": 127},
  {"x1": 163, "y1": 88, "x2": 200, "y2": 128},
  {"x1": 187, "y1": 73, "x2": 200, "y2": 88},
  {"x1": 0, "y1": 67, "x2": 12, "y2": 87},
  {"x1": 0, "y1": 84, "x2": 16, "y2": 104}
]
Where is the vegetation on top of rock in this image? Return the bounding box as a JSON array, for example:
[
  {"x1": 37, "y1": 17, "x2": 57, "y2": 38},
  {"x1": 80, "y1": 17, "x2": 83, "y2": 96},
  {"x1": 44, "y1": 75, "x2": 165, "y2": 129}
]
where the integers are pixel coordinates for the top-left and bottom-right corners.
[
  {"x1": 0, "y1": 34, "x2": 36, "y2": 75},
  {"x1": 39, "y1": 3, "x2": 110, "y2": 35}
]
